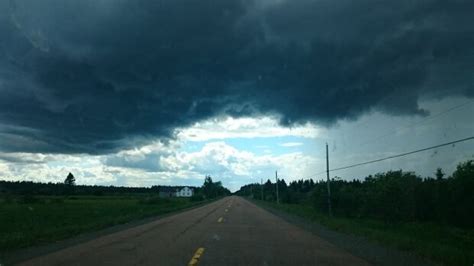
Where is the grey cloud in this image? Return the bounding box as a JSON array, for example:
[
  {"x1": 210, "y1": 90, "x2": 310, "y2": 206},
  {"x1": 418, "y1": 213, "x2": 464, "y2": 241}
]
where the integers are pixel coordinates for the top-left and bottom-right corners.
[
  {"x1": 0, "y1": 151, "x2": 52, "y2": 164},
  {"x1": 0, "y1": 0, "x2": 473, "y2": 154},
  {"x1": 105, "y1": 152, "x2": 169, "y2": 172}
]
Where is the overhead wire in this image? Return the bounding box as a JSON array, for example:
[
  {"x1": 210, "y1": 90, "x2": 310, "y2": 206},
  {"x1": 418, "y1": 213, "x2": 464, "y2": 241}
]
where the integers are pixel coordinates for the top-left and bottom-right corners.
[
  {"x1": 324, "y1": 99, "x2": 473, "y2": 175},
  {"x1": 272, "y1": 99, "x2": 474, "y2": 182},
  {"x1": 283, "y1": 136, "x2": 474, "y2": 181}
]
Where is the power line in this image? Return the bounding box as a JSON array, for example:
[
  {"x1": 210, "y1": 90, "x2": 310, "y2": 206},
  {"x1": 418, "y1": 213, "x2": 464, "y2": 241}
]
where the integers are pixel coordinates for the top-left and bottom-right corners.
[
  {"x1": 330, "y1": 136, "x2": 474, "y2": 172},
  {"x1": 326, "y1": 99, "x2": 473, "y2": 170},
  {"x1": 297, "y1": 136, "x2": 474, "y2": 180},
  {"x1": 269, "y1": 101, "x2": 473, "y2": 183}
]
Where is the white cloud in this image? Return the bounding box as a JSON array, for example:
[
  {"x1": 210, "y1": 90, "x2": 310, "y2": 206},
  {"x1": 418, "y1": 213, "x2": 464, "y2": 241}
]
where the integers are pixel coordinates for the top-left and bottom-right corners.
[
  {"x1": 176, "y1": 116, "x2": 320, "y2": 141},
  {"x1": 279, "y1": 142, "x2": 303, "y2": 147},
  {"x1": 0, "y1": 140, "x2": 312, "y2": 191},
  {"x1": 0, "y1": 115, "x2": 323, "y2": 191},
  {"x1": 0, "y1": 154, "x2": 116, "y2": 185},
  {"x1": 2, "y1": 97, "x2": 473, "y2": 192},
  {"x1": 104, "y1": 141, "x2": 178, "y2": 172},
  {"x1": 170, "y1": 141, "x2": 320, "y2": 190}
]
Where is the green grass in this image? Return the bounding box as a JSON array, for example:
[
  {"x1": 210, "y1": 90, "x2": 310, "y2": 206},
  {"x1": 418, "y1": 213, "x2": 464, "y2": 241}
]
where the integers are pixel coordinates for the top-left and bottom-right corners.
[
  {"x1": 0, "y1": 195, "x2": 203, "y2": 252},
  {"x1": 255, "y1": 200, "x2": 474, "y2": 266}
]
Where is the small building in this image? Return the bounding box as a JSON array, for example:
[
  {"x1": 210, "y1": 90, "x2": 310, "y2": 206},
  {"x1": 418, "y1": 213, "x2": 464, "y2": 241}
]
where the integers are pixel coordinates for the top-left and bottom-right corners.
[{"x1": 175, "y1": 186, "x2": 193, "y2": 197}]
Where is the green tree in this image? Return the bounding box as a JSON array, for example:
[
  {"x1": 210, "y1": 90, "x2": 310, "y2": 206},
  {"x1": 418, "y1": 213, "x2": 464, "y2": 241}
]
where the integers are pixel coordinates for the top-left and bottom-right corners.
[
  {"x1": 435, "y1": 168, "x2": 445, "y2": 180},
  {"x1": 450, "y1": 160, "x2": 474, "y2": 226},
  {"x1": 64, "y1": 172, "x2": 76, "y2": 186},
  {"x1": 202, "y1": 175, "x2": 214, "y2": 198},
  {"x1": 201, "y1": 175, "x2": 230, "y2": 198}
]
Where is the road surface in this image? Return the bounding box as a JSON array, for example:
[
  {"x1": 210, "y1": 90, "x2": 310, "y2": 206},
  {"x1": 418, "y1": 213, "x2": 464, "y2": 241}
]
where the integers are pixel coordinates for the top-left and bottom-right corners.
[{"x1": 19, "y1": 196, "x2": 369, "y2": 266}]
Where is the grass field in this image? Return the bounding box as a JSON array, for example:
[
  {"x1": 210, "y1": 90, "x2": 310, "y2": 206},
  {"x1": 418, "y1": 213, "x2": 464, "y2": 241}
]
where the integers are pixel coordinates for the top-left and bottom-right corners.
[
  {"x1": 255, "y1": 200, "x2": 474, "y2": 266},
  {"x1": 0, "y1": 195, "x2": 203, "y2": 252}
]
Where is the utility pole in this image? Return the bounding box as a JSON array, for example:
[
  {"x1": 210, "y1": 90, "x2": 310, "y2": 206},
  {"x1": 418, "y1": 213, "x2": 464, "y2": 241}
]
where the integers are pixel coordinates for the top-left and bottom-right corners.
[
  {"x1": 261, "y1": 178, "x2": 263, "y2": 200},
  {"x1": 275, "y1": 171, "x2": 280, "y2": 204},
  {"x1": 326, "y1": 143, "x2": 333, "y2": 216}
]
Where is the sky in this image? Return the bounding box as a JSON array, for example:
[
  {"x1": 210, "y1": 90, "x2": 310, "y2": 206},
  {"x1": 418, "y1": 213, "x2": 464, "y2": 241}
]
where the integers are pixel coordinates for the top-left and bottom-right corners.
[{"x1": 0, "y1": 0, "x2": 473, "y2": 191}]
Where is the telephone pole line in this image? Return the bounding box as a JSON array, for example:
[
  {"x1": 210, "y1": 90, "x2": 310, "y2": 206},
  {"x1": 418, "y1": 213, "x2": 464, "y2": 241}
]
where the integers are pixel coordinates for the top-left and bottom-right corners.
[
  {"x1": 275, "y1": 171, "x2": 280, "y2": 204},
  {"x1": 326, "y1": 143, "x2": 333, "y2": 216}
]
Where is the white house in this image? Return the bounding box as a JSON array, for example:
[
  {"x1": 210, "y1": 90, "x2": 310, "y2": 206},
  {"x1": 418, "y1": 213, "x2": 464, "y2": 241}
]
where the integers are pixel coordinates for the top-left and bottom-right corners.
[{"x1": 175, "y1": 186, "x2": 194, "y2": 197}]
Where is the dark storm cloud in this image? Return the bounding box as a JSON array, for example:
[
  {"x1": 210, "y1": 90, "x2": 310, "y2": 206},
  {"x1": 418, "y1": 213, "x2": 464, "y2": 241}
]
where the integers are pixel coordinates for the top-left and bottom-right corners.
[{"x1": 0, "y1": 0, "x2": 473, "y2": 154}]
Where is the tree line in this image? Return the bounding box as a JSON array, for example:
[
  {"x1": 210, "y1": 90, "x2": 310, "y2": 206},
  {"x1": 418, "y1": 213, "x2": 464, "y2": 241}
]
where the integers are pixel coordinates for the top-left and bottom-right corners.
[
  {"x1": 0, "y1": 180, "x2": 158, "y2": 196},
  {"x1": 235, "y1": 159, "x2": 474, "y2": 228},
  {"x1": 0, "y1": 174, "x2": 230, "y2": 199},
  {"x1": 198, "y1": 175, "x2": 231, "y2": 199}
]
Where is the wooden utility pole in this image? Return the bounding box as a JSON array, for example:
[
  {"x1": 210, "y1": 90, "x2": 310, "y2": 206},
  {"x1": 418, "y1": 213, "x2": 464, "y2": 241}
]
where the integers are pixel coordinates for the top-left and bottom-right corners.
[
  {"x1": 261, "y1": 178, "x2": 264, "y2": 200},
  {"x1": 326, "y1": 143, "x2": 333, "y2": 216},
  {"x1": 275, "y1": 171, "x2": 280, "y2": 204}
]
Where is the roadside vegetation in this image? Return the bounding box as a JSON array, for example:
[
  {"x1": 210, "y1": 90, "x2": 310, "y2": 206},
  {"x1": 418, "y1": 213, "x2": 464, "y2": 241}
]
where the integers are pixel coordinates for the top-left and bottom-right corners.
[
  {"x1": 236, "y1": 159, "x2": 474, "y2": 266},
  {"x1": 0, "y1": 175, "x2": 230, "y2": 253}
]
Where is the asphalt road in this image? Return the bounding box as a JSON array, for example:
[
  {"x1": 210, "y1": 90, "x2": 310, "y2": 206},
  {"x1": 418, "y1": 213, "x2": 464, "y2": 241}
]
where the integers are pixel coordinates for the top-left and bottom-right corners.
[{"x1": 19, "y1": 196, "x2": 369, "y2": 266}]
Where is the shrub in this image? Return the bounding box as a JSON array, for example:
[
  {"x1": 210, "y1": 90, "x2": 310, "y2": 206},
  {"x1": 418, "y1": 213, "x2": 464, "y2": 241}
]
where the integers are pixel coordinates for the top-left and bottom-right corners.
[{"x1": 190, "y1": 194, "x2": 204, "y2": 202}]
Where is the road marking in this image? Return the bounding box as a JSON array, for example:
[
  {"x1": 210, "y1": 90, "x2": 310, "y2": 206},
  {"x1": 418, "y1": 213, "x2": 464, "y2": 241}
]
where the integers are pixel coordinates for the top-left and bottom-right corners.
[
  {"x1": 188, "y1": 247, "x2": 205, "y2": 266},
  {"x1": 218, "y1": 217, "x2": 224, "y2": 223},
  {"x1": 225, "y1": 208, "x2": 228, "y2": 212}
]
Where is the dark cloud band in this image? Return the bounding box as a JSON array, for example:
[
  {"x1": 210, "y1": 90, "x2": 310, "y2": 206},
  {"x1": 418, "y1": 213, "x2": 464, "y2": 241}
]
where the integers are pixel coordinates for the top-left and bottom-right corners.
[{"x1": 0, "y1": 0, "x2": 473, "y2": 154}]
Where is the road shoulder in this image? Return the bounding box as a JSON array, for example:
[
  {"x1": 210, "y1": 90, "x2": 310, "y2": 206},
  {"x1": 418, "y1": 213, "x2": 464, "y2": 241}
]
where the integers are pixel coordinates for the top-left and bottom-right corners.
[{"x1": 247, "y1": 198, "x2": 440, "y2": 266}]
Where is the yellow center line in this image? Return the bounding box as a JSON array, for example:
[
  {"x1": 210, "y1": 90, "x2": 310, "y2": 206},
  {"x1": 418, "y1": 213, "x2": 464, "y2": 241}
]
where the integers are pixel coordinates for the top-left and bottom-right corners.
[
  {"x1": 217, "y1": 217, "x2": 224, "y2": 223},
  {"x1": 188, "y1": 247, "x2": 205, "y2": 266}
]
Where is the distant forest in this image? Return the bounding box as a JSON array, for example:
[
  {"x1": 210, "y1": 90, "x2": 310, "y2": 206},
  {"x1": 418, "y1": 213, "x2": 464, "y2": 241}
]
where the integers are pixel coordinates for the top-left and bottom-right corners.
[
  {"x1": 236, "y1": 159, "x2": 474, "y2": 228},
  {"x1": 0, "y1": 175, "x2": 230, "y2": 200},
  {"x1": 0, "y1": 181, "x2": 174, "y2": 196}
]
